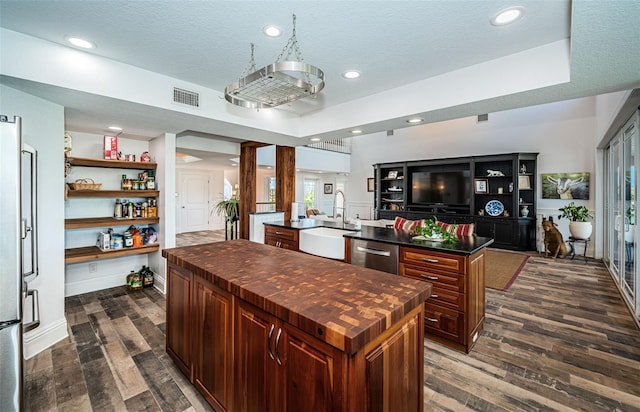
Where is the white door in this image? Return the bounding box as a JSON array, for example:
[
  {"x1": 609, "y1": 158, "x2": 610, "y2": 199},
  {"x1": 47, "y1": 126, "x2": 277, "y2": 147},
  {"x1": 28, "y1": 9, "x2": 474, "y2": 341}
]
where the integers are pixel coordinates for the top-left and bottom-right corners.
[{"x1": 178, "y1": 172, "x2": 209, "y2": 233}]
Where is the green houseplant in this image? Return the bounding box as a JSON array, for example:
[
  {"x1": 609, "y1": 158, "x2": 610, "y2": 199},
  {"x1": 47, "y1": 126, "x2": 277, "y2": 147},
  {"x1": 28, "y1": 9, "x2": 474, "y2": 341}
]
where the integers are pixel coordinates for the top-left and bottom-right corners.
[
  {"x1": 211, "y1": 197, "x2": 240, "y2": 239},
  {"x1": 557, "y1": 202, "x2": 593, "y2": 222},
  {"x1": 212, "y1": 197, "x2": 239, "y2": 220},
  {"x1": 558, "y1": 201, "x2": 593, "y2": 239}
]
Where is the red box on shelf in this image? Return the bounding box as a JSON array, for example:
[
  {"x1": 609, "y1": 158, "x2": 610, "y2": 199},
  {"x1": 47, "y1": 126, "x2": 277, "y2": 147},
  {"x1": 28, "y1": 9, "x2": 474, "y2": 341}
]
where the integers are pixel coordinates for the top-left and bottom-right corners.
[{"x1": 103, "y1": 136, "x2": 118, "y2": 160}]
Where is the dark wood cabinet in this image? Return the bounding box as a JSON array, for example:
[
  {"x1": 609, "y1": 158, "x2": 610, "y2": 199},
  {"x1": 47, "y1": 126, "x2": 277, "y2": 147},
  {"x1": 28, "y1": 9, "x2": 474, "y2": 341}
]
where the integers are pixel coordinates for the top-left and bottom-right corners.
[
  {"x1": 193, "y1": 276, "x2": 233, "y2": 412},
  {"x1": 375, "y1": 162, "x2": 407, "y2": 213},
  {"x1": 399, "y1": 246, "x2": 485, "y2": 353},
  {"x1": 235, "y1": 299, "x2": 345, "y2": 411},
  {"x1": 166, "y1": 263, "x2": 192, "y2": 378},
  {"x1": 374, "y1": 153, "x2": 538, "y2": 250},
  {"x1": 264, "y1": 225, "x2": 299, "y2": 251},
  {"x1": 363, "y1": 308, "x2": 424, "y2": 411}
]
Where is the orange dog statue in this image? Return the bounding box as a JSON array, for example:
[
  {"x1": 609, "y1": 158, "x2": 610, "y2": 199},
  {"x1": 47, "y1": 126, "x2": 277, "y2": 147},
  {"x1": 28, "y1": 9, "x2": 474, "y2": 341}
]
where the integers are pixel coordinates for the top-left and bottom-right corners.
[{"x1": 542, "y1": 218, "x2": 569, "y2": 259}]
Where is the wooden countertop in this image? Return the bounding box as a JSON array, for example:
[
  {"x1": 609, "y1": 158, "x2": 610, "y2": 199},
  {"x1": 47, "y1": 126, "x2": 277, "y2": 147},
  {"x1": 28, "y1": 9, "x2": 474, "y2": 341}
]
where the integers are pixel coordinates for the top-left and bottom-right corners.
[{"x1": 162, "y1": 239, "x2": 431, "y2": 355}]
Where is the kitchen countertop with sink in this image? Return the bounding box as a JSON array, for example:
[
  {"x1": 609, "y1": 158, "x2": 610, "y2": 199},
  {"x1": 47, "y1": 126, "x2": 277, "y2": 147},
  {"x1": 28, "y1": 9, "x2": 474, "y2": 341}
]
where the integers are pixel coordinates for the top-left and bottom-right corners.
[{"x1": 264, "y1": 220, "x2": 494, "y2": 256}]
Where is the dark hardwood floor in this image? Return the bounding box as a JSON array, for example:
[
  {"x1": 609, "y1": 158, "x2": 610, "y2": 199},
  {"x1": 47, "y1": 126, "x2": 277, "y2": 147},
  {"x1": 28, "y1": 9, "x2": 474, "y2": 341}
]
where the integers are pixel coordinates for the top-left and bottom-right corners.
[{"x1": 25, "y1": 253, "x2": 640, "y2": 411}]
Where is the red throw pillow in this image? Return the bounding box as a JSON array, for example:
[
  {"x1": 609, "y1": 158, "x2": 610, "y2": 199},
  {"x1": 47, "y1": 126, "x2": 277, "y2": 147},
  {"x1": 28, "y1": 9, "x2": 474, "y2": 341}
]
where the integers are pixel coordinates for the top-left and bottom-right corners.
[
  {"x1": 393, "y1": 216, "x2": 423, "y2": 231},
  {"x1": 436, "y1": 221, "x2": 475, "y2": 236}
]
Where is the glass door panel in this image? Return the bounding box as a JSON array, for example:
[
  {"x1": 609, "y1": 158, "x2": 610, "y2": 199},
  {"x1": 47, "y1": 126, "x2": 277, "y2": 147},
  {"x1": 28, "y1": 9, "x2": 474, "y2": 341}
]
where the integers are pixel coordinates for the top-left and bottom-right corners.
[
  {"x1": 623, "y1": 121, "x2": 637, "y2": 303},
  {"x1": 610, "y1": 138, "x2": 622, "y2": 282}
]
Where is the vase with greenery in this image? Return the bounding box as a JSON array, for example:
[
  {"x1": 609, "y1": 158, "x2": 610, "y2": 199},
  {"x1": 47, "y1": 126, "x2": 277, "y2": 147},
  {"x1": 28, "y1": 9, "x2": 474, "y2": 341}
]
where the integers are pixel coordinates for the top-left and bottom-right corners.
[
  {"x1": 411, "y1": 218, "x2": 458, "y2": 244},
  {"x1": 557, "y1": 201, "x2": 593, "y2": 239}
]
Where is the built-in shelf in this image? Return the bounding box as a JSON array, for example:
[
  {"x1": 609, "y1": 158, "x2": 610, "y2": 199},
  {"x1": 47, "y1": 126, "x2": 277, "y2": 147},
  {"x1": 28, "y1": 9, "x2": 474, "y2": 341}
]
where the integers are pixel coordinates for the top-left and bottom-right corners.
[
  {"x1": 68, "y1": 157, "x2": 157, "y2": 170},
  {"x1": 65, "y1": 244, "x2": 160, "y2": 264},
  {"x1": 66, "y1": 190, "x2": 159, "y2": 198},
  {"x1": 65, "y1": 216, "x2": 160, "y2": 229},
  {"x1": 65, "y1": 156, "x2": 161, "y2": 269}
]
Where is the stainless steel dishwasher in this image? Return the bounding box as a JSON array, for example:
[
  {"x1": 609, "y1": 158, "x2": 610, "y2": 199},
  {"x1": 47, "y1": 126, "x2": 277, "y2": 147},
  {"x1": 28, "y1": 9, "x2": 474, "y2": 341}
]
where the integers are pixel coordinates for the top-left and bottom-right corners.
[{"x1": 350, "y1": 239, "x2": 399, "y2": 275}]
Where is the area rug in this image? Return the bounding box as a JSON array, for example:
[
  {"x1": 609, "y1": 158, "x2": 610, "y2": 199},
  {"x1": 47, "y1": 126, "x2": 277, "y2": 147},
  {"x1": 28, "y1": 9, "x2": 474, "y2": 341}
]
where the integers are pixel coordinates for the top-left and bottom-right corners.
[{"x1": 485, "y1": 249, "x2": 530, "y2": 291}]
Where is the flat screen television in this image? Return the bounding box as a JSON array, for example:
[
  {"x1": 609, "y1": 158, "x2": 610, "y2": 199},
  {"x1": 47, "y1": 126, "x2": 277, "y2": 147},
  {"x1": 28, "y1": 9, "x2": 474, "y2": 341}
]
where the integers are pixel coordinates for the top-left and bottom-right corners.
[{"x1": 411, "y1": 170, "x2": 471, "y2": 205}]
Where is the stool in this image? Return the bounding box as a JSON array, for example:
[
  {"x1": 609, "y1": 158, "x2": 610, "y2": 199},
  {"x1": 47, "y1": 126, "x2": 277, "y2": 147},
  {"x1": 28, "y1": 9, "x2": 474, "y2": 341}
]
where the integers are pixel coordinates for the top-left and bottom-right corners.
[{"x1": 568, "y1": 237, "x2": 590, "y2": 263}]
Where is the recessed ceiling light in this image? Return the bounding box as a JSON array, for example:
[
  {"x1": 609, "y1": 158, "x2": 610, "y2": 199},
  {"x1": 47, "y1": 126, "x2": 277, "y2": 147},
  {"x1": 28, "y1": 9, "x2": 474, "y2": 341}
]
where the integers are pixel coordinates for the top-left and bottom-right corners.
[
  {"x1": 263, "y1": 25, "x2": 282, "y2": 37},
  {"x1": 67, "y1": 37, "x2": 95, "y2": 49},
  {"x1": 406, "y1": 118, "x2": 424, "y2": 124},
  {"x1": 310, "y1": 137, "x2": 321, "y2": 142},
  {"x1": 342, "y1": 70, "x2": 361, "y2": 79},
  {"x1": 107, "y1": 126, "x2": 122, "y2": 131},
  {"x1": 491, "y1": 7, "x2": 524, "y2": 26},
  {"x1": 351, "y1": 129, "x2": 363, "y2": 134}
]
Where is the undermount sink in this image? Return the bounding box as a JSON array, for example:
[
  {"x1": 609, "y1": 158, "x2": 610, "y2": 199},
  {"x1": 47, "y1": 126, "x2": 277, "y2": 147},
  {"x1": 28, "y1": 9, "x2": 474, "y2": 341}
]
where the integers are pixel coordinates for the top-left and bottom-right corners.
[{"x1": 298, "y1": 227, "x2": 355, "y2": 260}]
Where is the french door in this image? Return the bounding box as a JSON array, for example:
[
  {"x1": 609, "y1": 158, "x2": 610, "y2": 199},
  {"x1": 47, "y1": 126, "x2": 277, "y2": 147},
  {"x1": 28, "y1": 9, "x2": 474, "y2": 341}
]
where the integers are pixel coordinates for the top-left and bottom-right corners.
[{"x1": 605, "y1": 111, "x2": 640, "y2": 324}]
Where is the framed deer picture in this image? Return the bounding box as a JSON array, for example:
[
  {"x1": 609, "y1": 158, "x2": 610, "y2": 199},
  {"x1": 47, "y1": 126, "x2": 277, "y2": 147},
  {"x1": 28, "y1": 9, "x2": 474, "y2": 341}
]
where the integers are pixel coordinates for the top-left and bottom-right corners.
[{"x1": 542, "y1": 172, "x2": 590, "y2": 199}]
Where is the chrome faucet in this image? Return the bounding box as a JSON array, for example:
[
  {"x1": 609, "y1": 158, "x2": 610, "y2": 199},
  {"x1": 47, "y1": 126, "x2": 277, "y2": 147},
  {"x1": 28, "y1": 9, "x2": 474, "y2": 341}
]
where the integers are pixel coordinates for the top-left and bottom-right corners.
[{"x1": 334, "y1": 190, "x2": 346, "y2": 223}]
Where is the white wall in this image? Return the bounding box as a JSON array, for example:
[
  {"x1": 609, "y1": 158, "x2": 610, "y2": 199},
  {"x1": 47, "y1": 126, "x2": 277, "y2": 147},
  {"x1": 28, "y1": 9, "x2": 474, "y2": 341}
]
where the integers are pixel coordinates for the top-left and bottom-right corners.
[
  {"x1": 348, "y1": 96, "x2": 599, "y2": 253},
  {"x1": 1, "y1": 85, "x2": 68, "y2": 359},
  {"x1": 150, "y1": 133, "x2": 176, "y2": 293}
]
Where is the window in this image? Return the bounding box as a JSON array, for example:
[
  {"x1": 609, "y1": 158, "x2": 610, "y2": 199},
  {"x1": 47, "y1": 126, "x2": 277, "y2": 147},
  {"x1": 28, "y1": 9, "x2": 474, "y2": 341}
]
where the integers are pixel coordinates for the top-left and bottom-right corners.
[
  {"x1": 266, "y1": 177, "x2": 276, "y2": 203},
  {"x1": 304, "y1": 179, "x2": 317, "y2": 209}
]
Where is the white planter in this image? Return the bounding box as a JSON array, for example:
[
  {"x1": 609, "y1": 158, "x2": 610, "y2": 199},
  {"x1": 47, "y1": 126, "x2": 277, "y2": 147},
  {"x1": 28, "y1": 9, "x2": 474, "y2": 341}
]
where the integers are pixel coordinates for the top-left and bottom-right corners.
[
  {"x1": 625, "y1": 224, "x2": 635, "y2": 243},
  {"x1": 569, "y1": 221, "x2": 592, "y2": 239}
]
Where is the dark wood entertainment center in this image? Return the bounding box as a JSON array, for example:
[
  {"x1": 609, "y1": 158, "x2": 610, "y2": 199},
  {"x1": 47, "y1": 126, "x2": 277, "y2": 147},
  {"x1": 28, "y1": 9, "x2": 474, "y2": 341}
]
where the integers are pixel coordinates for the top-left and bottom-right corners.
[{"x1": 375, "y1": 152, "x2": 538, "y2": 250}]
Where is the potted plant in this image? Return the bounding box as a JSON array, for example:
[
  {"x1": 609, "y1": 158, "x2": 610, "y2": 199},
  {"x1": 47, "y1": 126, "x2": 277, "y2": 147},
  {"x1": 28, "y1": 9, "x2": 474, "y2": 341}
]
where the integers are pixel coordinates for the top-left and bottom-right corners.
[
  {"x1": 557, "y1": 201, "x2": 593, "y2": 239},
  {"x1": 212, "y1": 197, "x2": 239, "y2": 221},
  {"x1": 625, "y1": 206, "x2": 635, "y2": 243},
  {"x1": 211, "y1": 197, "x2": 240, "y2": 239}
]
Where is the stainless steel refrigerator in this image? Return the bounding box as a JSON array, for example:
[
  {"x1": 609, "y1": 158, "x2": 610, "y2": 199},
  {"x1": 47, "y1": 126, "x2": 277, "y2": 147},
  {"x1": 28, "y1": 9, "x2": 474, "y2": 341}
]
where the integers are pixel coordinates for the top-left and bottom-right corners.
[{"x1": 1, "y1": 115, "x2": 41, "y2": 411}]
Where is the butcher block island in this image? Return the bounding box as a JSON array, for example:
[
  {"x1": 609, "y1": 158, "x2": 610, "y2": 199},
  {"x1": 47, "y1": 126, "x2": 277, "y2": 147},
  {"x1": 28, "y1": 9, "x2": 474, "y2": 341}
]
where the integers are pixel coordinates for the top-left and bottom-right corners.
[{"x1": 162, "y1": 239, "x2": 432, "y2": 412}]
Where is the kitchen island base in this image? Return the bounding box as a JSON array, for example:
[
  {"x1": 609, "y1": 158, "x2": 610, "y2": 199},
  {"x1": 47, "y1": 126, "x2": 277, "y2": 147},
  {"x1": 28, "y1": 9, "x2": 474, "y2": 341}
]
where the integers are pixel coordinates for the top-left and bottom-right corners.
[{"x1": 163, "y1": 240, "x2": 431, "y2": 412}]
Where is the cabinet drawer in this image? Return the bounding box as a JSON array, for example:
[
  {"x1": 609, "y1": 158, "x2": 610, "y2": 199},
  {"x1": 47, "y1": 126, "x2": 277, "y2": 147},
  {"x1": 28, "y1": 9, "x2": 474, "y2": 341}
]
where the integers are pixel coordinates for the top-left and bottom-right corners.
[
  {"x1": 423, "y1": 303, "x2": 464, "y2": 344},
  {"x1": 265, "y1": 236, "x2": 298, "y2": 251},
  {"x1": 400, "y1": 247, "x2": 465, "y2": 274},
  {"x1": 399, "y1": 264, "x2": 464, "y2": 293},
  {"x1": 264, "y1": 226, "x2": 298, "y2": 242}
]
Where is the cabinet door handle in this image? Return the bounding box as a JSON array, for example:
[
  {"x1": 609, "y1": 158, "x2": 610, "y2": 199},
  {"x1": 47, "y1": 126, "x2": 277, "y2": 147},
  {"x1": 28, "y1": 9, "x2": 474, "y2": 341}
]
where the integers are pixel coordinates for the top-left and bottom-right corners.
[
  {"x1": 422, "y1": 258, "x2": 439, "y2": 263},
  {"x1": 421, "y1": 275, "x2": 438, "y2": 280},
  {"x1": 275, "y1": 231, "x2": 283, "y2": 235},
  {"x1": 274, "y1": 328, "x2": 283, "y2": 365},
  {"x1": 267, "y1": 324, "x2": 275, "y2": 360},
  {"x1": 426, "y1": 317, "x2": 438, "y2": 323},
  {"x1": 430, "y1": 294, "x2": 439, "y2": 299}
]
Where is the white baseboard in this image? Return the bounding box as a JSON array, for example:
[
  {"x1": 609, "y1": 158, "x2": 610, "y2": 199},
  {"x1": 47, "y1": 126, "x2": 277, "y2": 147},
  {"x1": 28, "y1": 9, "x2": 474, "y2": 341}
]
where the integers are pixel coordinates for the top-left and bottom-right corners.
[
  {"x1": 153, "y1": 274, "x2": 166, "y2": 295},
  {"x1": 23, "y1": 318, "x2": 68, "y2": 360},
  {"x1": 65, "y1": 272, "x2": 127, "y2": 297}
]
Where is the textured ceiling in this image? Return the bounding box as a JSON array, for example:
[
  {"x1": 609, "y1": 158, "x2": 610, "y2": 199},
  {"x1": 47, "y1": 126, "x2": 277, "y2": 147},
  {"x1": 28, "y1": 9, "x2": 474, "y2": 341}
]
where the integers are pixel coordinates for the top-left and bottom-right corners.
[{"x1": 1, "y1": 0, "x2": 639, "y2": 144}]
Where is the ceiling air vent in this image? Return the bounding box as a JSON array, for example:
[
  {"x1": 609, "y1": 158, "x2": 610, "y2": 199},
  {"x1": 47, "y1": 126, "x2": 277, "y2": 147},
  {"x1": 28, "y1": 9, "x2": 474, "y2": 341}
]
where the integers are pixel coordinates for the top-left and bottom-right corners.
[
  {"x1": 477, "y1": 113, "x2": 489, "y2": 122},
  {"x1": 173, "y1": 87, "x2": 200, "y2": 108}
]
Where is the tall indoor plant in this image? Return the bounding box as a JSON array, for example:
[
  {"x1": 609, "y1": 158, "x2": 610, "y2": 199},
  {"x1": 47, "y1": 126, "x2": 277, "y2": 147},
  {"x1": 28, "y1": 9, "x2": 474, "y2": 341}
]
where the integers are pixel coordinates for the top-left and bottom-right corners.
[
  {"x1": 211, "y1": 196, "x2": 240, "y2": 239},
  {"x1": 558, "y1": 201, "x2": 593, "y2": 239}
]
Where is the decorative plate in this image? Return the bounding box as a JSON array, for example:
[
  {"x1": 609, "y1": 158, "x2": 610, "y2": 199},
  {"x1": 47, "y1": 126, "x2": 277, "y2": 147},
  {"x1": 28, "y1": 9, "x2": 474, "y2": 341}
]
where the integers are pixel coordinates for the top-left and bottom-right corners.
[{"x1": 485, "y1": 200, "x2": 504, "y2": 217}]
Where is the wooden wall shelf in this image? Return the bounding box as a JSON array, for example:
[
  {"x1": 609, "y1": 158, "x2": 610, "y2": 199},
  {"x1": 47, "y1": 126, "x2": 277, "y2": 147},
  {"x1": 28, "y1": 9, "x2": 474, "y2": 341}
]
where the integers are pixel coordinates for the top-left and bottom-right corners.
[
  {"x1": 68, "y1": 157, "x2": 157, "y2": 170},
  {"x1": 66, "y1": 190, "x2": 159, "y2": 198},
  {"x1": 65, "y1": 216, "x2": 160, "y2": 229},
  {"x1": 65, "y1": 244, "x2": 160, "y2": 264}
]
